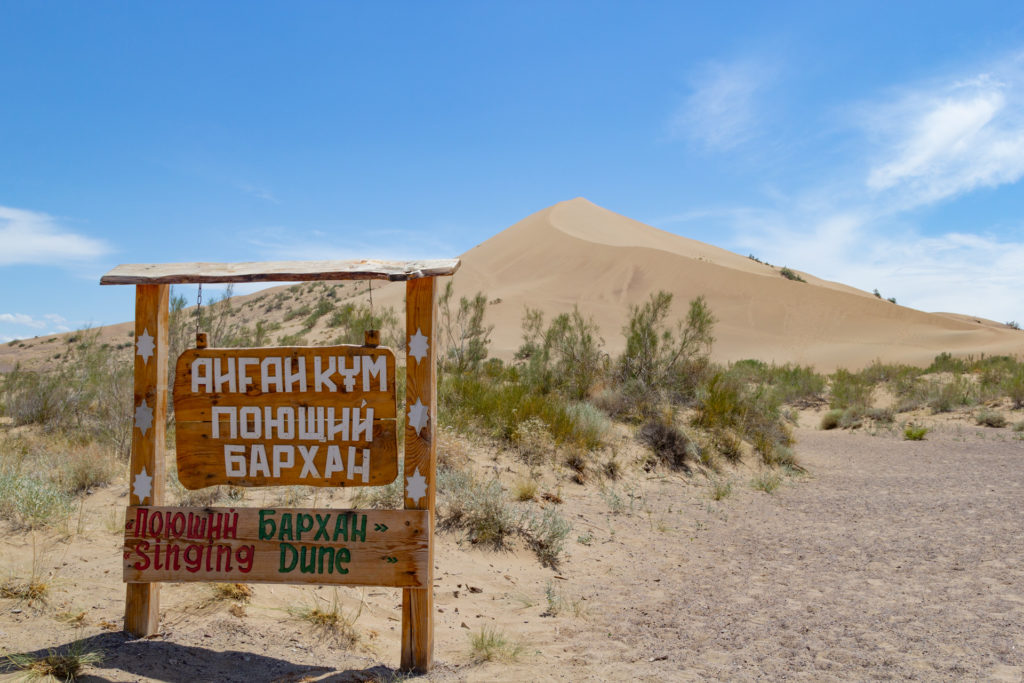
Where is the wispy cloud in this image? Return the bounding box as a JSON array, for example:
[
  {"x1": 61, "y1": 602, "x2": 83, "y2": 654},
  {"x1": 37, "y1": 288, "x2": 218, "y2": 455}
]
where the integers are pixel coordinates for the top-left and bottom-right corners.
[
  {"x1": 670, "y1": 60, "x2": 777, "y2": 149},
  {"x1": 236, "y1": 182, "x2": 279, "y2": 203},
  {"x1": 0, "y1": 205, "x2": 110, "y2": 266},
  {"x1": 0, "y1": 312, "x2": 72, "y2": 336},
  {"x1": 243, "y1": 226, "x2": 459, "y2": 262},
  {"x1": 863, "y1": 55, "x2": 1024, "y2": 208}
]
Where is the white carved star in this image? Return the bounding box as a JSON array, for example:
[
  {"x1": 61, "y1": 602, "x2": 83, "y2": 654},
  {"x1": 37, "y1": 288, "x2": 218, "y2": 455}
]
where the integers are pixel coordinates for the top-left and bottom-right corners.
[
  {"x1": 133, "y1": 466, "x2": 153, "y2": 503},
  {"x1": 408, "y1": 398, "x2": 429, "y2": 435},
  {"x1": 406, "y1": 467, "x2": 428, "y2": 505},
  {"x1": 408, "y1": 328, "x2": 429, "y2": 364},
  {"x1": 134, "y1": 400, "x2": 153, "y2": 435},
  {"x1": 136, "y1": 328, "x2": 155, "y2": 363}
]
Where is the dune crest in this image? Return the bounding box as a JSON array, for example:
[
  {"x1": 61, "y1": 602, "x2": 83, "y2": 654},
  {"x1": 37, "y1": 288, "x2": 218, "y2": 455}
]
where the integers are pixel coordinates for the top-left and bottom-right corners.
[{"x1": 392, "y1": 198, "x2": 1023, "y2": 372}]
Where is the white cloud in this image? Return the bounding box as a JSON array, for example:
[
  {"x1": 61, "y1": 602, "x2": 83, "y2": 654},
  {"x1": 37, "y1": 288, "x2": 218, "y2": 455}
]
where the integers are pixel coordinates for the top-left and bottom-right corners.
[
  {"x1": 724, "y1": 208, "x2": 1024, "y2": 323},
  {"x1": 0, "y1": 206, "x2": 110, "y2": 266},
  {"x1": 671, "y1": 60, "x2": 776, "y2": 149},
  {"x1": 864, "y1": 60, "x2": 1024, "y2": 208},
  {"x1": 0, "y1": 313, "x2": 45, "y2": 328},
  {"x1": 0, "y1": 311, "x2": 73, "y2": 337}
]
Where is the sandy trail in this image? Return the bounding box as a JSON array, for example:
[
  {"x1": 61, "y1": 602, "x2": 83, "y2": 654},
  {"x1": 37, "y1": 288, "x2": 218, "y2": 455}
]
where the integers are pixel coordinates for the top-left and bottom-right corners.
[{"x1": 525, "y1": 423, "x2": 1024, "y2": 682}]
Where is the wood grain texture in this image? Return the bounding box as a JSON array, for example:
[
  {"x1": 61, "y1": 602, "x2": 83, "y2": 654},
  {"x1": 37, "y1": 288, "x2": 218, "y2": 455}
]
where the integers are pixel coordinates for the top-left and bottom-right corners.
[
  {"x1": 123, "y1": 506, "x2": 429, "y2": 587},
  {"x1": 125, "y1": 284, "x2": 169, "y2": 637},
  {"x1": 401, "y1": 277, "x2": 438, "y2": 672},
  {"x1": 173, "y1": 345, "x2": 398, "y2": 489},
  {"x1": 101, "y1": 259, "x2": 460, "y2": 285}
]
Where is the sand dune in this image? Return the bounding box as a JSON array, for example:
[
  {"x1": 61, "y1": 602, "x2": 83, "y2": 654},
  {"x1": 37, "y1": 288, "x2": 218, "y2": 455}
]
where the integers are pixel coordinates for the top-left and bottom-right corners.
[{"x1": 372, "y1": 198, "x2": 1023, "y2": 371}]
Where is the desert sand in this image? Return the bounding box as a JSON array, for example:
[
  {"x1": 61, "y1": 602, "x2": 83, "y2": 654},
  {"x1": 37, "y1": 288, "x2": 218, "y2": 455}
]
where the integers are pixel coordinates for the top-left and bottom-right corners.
[{"x1": 2, "y1": 409, "x2": 1023, "y2": 681}]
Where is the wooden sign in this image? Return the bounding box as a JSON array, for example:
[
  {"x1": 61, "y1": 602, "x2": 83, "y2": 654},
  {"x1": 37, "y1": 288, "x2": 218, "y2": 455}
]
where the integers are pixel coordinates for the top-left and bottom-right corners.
[
  {"x1": 174, "y1": 346, "x2": 397, "y2": 489},
  {"x1": 123, "y1": 506, "x2": 429, "y2": 587}
]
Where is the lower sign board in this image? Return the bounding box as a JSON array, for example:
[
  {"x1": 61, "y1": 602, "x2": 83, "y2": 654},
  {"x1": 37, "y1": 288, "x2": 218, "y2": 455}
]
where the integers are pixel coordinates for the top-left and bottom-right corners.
[
  {"x1": 123, "y1": 506, "x2": 429, "y2": 587},
  {"x1": 173, "y1": 345, "x2": 398, "y2": 489}
]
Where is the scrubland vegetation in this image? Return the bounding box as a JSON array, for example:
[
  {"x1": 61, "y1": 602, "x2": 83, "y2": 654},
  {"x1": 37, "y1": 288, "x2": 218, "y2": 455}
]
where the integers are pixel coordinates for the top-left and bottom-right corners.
[{"x1": 2, "y1": 279, "x2": 1023, "y2": 576}]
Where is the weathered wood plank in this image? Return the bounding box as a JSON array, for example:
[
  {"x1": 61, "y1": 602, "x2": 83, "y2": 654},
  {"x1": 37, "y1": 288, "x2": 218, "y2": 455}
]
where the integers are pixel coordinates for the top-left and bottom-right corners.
[
  {"x1": 175, "y1": 421, "x2": 399, "y2": 489},
  {"x1": 402, "y1": 276, "x2": 437, "y2": 673},
  {"x1": 101, "y1": 259, "x2": 460, "y2": 285},
  {"x1": 173, "y1": 345, "x2": 398, "y2": 489},
  {"x1": 123, "y1": 506, "x2": 429, "y2": 587},
  {"x1": 125, "y1": 285, "x2": 168, "y2": 637}
]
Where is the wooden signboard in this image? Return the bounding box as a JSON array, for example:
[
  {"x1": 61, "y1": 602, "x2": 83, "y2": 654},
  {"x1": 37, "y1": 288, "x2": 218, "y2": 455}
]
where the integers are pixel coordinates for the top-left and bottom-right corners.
[
  {"x1": 103, "y1": 258, "x2": 459, "y2": 673},
  {"x1": 124, "y1": 506, "x2": 429, "y2": 587},
  {"x1": 174, "y1": 345, "x2": 397, "y2": 489}
]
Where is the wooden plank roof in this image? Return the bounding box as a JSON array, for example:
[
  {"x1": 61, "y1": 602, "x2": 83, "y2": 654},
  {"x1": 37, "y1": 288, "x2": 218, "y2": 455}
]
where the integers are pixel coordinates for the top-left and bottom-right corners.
[{"x1": 100, "y1": 259, "x2": 461, "y2": 285}]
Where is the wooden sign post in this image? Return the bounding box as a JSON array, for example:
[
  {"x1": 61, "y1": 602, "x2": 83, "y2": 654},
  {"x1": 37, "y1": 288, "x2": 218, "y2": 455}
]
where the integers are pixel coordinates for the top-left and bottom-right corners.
[{"x1": 102, "y1": 259, "x2": 458, "y2": 673}]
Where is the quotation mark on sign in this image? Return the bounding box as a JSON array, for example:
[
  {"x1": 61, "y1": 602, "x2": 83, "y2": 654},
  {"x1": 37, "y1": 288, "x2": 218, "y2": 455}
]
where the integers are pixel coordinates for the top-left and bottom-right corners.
[
  {"x1": 384, "y1": 556, "x2": 398, "y2": 564},
  {"x1": 374, "y1": 523, "x2": 389, "y2": 532}
]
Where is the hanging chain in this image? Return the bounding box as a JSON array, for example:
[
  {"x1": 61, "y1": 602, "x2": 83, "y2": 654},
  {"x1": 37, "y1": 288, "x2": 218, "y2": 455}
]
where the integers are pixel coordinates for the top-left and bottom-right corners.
[
  {"x1": 195, "y1": 283, "x2": 203, "y2": 339},
  {"x1": 367, "y1": 280, "x2": 375, "y2": 328}
]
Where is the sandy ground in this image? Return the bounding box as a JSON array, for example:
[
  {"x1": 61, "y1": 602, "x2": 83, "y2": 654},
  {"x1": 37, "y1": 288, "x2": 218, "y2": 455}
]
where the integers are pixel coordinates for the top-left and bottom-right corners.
[{"x1": 2, "y1": 414, "x2": 1024, "y2": 681}]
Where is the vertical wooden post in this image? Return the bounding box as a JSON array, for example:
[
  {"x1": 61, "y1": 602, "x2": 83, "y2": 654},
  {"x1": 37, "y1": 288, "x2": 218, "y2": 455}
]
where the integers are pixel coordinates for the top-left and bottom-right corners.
[
  {"x1": 124, "y1": 284, "x2": 169, "y2": 636},
  {"x1": 401, "y1": 276, "x2": 437, "y2": 672}
]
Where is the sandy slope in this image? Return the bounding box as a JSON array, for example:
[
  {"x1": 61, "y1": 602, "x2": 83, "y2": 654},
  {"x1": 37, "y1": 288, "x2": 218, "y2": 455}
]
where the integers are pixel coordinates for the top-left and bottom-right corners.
[{"x1": 368, "y1": 198, "x2": 1023, "y2": 372}]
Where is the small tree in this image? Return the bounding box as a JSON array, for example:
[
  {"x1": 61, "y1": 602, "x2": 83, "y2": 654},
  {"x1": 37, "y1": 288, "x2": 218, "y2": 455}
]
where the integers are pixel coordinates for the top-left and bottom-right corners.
[
  {"x1": 439, "y1": 281, "x2": 493, "y2": 374},
  {"x1": 515, "y1": 307, "x2": 605, "y2": 400},
  {"x1": 616, "y1": 292, "x2": 716, "y2": 404}
]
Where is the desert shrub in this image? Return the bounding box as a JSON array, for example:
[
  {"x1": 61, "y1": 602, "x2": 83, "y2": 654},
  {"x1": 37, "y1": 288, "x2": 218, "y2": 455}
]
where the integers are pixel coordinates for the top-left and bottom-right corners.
[
  {"x1": 439, "y1": 282, "x2": 493, "y2": 374},
  {"x1": 0, "y1": 472, "x2": 74, "y2": 529},
  {"x1": 751, "y1": 470, "x2": 781, "y2": 493},
  {"x1": 516, "y1": 307, "x2": 606, "y2": 400},
  {"x1": 829, "y1": 369, "x2": 874, "y2": 411},
  {"x1": 1004, "y1": 366, "x2": 1024, "y2": 409},
  {"x1": 0, "y1": 329, "x2": 133, "y2": 457},
  {"x1": 513, "y1": 478, "x2": 538, "y2": 501},
  {"x1": 302, "y1": 299, "x2": 334, "y2": 328},
  {"x1": 712, "y1": 429, "x2": 743, "y2": 462},
  {"x1": 512, "y1": 417, "x2": 553, "y2": 467},
  {"x1": 975, "y1": 408, "x2": 1008, "y2": 428},
  {"x1": 927, "y1": 352, "x2": 967, "y2": 374},
  {"x1": 437, "y1": 469, "x2": 517, "y2": 548},
  {"x1": 616, "y1": 292, "x2": 715, "y2": 405},
  {"x1": 779, "y1": 267, "x2": 806, "y2": 282},
  {"x1": 927, "y1": 375, "x2": 974, "y2": 413},
  {"x1": 820, "y1": 409, "x2": 843, "y2": 430},
  {"x1": 328, "y1": 302, "x2": 400, "y2": 347},
  {"x1": 469, "y1": 625, "x2": 522, "y2": 663},
  {"x1": 1013, "y1": 421, "x2": 1024, "y2": 432},
  {"x1": 350, "y1": 472, "x2": 404, "y2": 509},
  {"x1": 637, "y1": 418, "x2": 695, "y2": 471},
  {"x1": 439, "y1": 373, "x2": 607, "y2": 450},
  {"x1": 692, "y1": 372, "x2": 742, "y2": 431},
  {"x1": 710, "y1": 477, "x2": 732, "y2": 500},
  {"x1": 523, "y1": 506, "x2": 571, "y2": 567},
  {"x1": 283, "y1": 303, "x2": 312, "y2": 322},
  {"x1": 904, "y1": 424, "x2": 928, "y2": 440},
  {"x1": 865, "y1": 406, "x2": 895, "y2": 423}
]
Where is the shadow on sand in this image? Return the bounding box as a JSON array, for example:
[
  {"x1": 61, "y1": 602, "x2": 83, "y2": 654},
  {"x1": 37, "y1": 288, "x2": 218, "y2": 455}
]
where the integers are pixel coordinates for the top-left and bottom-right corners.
[{"x1": 0, "y1": 631, "x2": 420, "y2": 682}]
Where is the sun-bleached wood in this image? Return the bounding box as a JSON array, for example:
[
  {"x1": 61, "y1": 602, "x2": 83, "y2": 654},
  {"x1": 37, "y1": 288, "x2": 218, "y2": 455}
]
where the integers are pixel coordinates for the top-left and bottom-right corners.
[
  {"x1": 100, "y1": 259, "x2": 460, "y2": 285},
  {"x1": 124, "y1": 506, "x2": 429, "y2": 587},
  {"x1": 124, "y1": 285, "x2": 169, "y2": 637},
  {"x1": 401, "y1": 277, "x2": 437, "y2": 673},
  {"x1": 173, "y1": 345, "x2": 399, "y2": 489}
]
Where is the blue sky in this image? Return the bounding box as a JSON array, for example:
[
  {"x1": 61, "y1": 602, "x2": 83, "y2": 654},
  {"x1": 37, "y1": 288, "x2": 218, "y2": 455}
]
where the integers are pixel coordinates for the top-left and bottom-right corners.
[{"x1": 3, "y1": 2, "x2": 1024, "y2": 342}]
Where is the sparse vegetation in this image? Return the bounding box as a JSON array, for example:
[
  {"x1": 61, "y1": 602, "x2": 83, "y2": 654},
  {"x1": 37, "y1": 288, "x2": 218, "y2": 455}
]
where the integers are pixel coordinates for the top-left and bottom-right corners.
[
  {"x1": 779, "y1": 267, "x2": 806, "y2": 282},
  {"x1": 904, "y1": 424, "x2": 928, "y2": 441},
  {"x1": 290, "y1": 589, "x2": 361, "y2": 646},
  {"x1": 5, "y1": 639, "x2": 104, "y2": 681},
  {"x1": 469, "y1": 625, "x2": 523, "y2": 663},
  {"x1": 975, "y1": 408, "x2": 1007, "y2": 428}
]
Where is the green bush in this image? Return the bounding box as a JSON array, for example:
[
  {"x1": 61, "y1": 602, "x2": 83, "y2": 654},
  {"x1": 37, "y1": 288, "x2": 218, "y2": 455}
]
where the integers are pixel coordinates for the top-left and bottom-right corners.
[
  {"x1": 904, "y1": 424, "x2": 928, "y2": 440},
  {"x1": 779, "y1": 267, "x2": 806, "y2": 282},
  {"x1": 975, "y1": 408, "x2": 1007, "y2": 428},
  {"x1": 637, "y1": 418, "x2": 696, "y2": 471},
  {"x1": 437, "y1": 469, "x2": 518, "y2": 548},
  {"x1": 820, "y1": 409, "x2": 843, "y2": 430},
  {"x1": 515, "y1": 307, "x2": 606, "y2": 400},
  {"x1": 523, "y1": 506, "x2": 571, "y2": 568},
  {"x1": 0, "y1": 472, "x2": 74, "y2": 529},
  {"x1": 829, "y1": 369, "x2": 874, "y2": 410}
]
